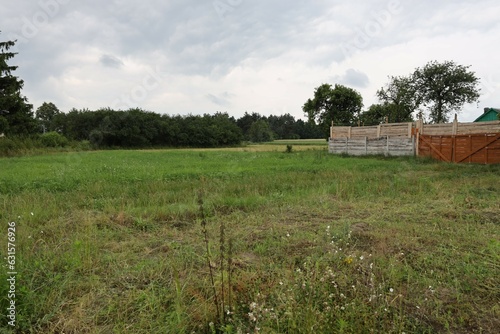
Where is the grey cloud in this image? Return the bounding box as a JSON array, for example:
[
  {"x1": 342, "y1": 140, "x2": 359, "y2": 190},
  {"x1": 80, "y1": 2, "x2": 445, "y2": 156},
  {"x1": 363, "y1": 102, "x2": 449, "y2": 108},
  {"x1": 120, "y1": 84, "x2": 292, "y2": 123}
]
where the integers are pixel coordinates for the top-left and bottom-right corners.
[
  {"x1": 99, "y1": 54, "x2": 124, "y2": 68},
  {"x1": 333, "y1": 69, "x2": 370, "y2": 88},
  {"x1": 206, "y1": 92, "x2": 234, "y2": 107}
]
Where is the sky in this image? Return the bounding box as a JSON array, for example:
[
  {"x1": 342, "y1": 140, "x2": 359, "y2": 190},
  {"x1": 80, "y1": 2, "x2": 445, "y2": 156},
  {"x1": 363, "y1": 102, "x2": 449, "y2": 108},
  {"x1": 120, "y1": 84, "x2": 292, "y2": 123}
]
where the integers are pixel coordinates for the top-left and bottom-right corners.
[{"x1": 2, "y1": 0, "x2": 500, "y2": 122}]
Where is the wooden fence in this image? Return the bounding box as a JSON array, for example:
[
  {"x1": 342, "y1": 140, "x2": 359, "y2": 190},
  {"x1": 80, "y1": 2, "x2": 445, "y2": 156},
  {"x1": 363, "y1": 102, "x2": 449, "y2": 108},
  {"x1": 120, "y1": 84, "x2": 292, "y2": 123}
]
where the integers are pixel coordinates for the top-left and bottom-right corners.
[
  {"x1": 329, "y1": 118, "x2": 500, "y2": 163},
  {"x1": 418, "y1": 133, "x2": 500, "y2": 164}
]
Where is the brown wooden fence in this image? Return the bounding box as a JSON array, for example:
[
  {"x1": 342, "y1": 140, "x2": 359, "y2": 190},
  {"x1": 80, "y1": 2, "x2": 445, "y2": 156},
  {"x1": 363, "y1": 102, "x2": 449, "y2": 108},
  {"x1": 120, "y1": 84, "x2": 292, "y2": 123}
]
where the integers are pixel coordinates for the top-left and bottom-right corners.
[
  {"x1": 329, "y1": 118, "x2": 500, "y2": 163},
  {"x1": 418, "y1": 133, "x2": 500, "y2": 164}
]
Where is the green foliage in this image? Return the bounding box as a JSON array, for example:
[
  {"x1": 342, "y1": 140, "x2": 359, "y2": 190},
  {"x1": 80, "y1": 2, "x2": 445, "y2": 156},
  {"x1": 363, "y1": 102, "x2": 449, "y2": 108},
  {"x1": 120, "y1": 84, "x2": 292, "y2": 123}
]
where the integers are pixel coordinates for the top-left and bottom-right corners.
[
  {"x1": 376, "y1": 76, "x2": 420, "y2": 123},
  {"x1": 36, "y1": 102, "x2": 62, "y2": 133},
  {"x1": 0, "y1": 32, "x2": 37, "y2": 135},
  {"x1": 360, "y1": 104, "x2": 388, "y2": 126},
  {"x1": 377, "y1": 60, "x2": 481, "y2": 124},
  {"x1": 413, "y1": 60, "x2": 480, "y2": 123},
  {"x1": 57, "y1": 109, "x2": 244, "y2": 148},
  {"x1": 0, "y1": 137, "x2": 16, "y2": 155},
  {"x1": 237, "y1": 112, "x2": 321, "y2": 141},
  {"x1": 0, "y1": 115, "x2": 8, "y2": 133},
  {"x1": 247, "y1": 119, "x2": 274, "y2": 142},
  {"x1": 40, "y1": 131, "x2": 68, "y2": 147},
  {"x1": 302, "y1": 83, "x2": 363, "y2": 136}
]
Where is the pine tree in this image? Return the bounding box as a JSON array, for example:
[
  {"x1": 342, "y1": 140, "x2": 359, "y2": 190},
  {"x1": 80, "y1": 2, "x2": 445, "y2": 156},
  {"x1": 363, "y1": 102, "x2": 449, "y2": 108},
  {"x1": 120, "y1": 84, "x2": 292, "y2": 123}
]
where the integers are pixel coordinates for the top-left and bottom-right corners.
[{"x1": 0, "y1": 32, "x2": 37, "y2": 135}]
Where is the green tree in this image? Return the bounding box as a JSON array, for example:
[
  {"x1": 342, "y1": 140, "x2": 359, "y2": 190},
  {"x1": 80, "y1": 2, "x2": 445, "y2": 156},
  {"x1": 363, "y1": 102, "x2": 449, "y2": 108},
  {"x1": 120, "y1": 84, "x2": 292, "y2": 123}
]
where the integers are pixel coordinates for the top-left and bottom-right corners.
[
  {"x1": 360, "y1": 104, "x2": 390, "y2": 126},
  {"x1": 413, "y1": 60, "x2": 480, "y2": 123},
  {"x1": 0, "y1": 33, "x2": 37, "y2": 135},
  {"x1": 248, "y1": 119, "x2": 274, "y2": 142},
  {"x1": 36, "y1": 102, "x2": 62, "y2": 133},
  {"x1": 268, "y1": 113, "x2": 298, "y2": 139},
  {"x1": 236, "y1": 112, "x2": 265, "y2": 140},
  {"x1": 302, "y1": 83, "x2": 363, "y2": 136},
  {"x1": 377, "y1": 76, "x2": 420, "y2": 123}
]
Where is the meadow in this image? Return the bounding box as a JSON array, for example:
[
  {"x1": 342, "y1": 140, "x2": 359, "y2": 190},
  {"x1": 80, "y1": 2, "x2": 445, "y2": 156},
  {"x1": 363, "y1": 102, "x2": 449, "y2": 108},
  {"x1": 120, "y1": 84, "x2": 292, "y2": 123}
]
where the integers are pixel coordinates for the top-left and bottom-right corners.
[{"x1": 0, "y1": 144, "x2": 499, "y2": 333}]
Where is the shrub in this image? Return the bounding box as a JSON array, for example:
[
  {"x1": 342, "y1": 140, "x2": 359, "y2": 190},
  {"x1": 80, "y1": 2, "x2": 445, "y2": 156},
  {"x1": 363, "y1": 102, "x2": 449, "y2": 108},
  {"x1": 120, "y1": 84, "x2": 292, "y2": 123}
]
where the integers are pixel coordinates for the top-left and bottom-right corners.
[
  {"x1": 40, "y1": 131, "x2": 68, "y2": 147},
  {"x1": 0, "y1": 138, "x2": 17, "y2": 156}
]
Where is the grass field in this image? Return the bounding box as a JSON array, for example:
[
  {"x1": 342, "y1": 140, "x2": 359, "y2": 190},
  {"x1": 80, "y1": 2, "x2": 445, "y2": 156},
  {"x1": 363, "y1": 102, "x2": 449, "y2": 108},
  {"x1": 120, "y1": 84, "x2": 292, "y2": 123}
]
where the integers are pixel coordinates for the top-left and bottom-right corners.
[{"x1": 0, "y1": 146, "x2": 499, "y2": 333}]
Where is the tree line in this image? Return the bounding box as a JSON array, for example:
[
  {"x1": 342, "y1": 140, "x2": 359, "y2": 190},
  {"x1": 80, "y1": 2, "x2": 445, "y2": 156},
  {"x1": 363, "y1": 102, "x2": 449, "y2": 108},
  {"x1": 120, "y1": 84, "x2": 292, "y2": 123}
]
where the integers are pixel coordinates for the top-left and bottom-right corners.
[{"x1": 34, "y1": 105, "x2": 323, "y2": 148}]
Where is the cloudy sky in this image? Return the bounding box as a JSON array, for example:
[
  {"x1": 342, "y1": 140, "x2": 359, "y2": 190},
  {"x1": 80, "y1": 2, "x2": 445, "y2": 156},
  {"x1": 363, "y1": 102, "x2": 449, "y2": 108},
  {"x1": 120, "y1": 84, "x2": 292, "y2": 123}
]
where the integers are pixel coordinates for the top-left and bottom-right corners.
[{"x1": 2, "y1": 0, "x2": 500, "y2": 122}]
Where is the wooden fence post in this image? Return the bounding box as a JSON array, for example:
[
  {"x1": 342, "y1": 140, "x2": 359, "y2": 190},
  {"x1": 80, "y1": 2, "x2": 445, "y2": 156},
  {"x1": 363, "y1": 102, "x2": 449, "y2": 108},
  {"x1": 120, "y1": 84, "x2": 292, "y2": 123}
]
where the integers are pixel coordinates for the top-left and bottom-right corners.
[
  {"x1": 452, "y1": 114, "x2": 458, "y2": 135},
  {"x1": 416, "y1": 131, "x2": 420, "y2": 156}
]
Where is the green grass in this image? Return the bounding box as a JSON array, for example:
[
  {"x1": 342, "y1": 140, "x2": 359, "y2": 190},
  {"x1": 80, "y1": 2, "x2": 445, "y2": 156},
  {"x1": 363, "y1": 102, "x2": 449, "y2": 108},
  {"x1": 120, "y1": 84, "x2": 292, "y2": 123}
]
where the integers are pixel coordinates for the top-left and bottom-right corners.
[{"x1": 0, "y1": 148, "x2": 499, "y2": 333}]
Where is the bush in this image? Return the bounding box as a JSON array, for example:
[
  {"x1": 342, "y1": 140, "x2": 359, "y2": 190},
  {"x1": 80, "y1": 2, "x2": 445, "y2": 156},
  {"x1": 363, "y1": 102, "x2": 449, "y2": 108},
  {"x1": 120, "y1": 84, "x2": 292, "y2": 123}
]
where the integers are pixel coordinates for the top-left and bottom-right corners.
[
  {"x1": 40, "y1": 132, "x2": 68, "y2": 147},
  {"x1": 75, "y1": 140, "x2": 92, "y2": 151},
  {"x1": 0, "y1": 138, "x2": 17, "y2": 156}
]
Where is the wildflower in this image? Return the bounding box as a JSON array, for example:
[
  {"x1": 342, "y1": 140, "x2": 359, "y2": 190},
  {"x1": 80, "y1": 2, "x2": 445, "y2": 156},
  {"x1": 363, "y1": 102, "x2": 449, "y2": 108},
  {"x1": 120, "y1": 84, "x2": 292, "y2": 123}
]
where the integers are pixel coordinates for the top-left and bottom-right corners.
[
  {"x1": 279, "y1": 281, "x2": 283, "y2": 285},
  {"x1": 250, "y1": 302, "x2": 257, "y2": 310},
  {"x1": 286, "y1": 232, "x2": 290, "y2": 237},
  {"x1": 359, "y1": 255, "x2": 364, "y2": 260},
  {"x1": 344, "y1": 257, "x2": 353, "y2": 264},
  {"x1": 248, "y1": 312, "x2": 256, "y2": 322},
  {"x1": 31, "y1": 212, "x2": 34, "y2": 216},
  {"x1": 389, "y1": 288, "x2": 394, "y2": 293}
]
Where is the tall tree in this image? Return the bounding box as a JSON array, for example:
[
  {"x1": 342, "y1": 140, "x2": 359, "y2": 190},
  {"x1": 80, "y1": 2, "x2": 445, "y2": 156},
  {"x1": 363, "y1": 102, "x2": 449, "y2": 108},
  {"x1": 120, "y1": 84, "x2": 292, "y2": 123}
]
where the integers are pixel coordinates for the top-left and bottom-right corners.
[
  {"x1": 377, "y1": 76, "x2": 420, "y2": 123},
  {"x1": 413, "y1": 60, "x2": 480, "y2": 123},
  {"x1": 303, "y1": 83, "x2": 363, "y2": 136},
  {"x1": 36, "y1": 102, "x2": 62, "y2": 133},
  {"x1": 0, "y1": 33, "x2": 37, "y2": 135}
]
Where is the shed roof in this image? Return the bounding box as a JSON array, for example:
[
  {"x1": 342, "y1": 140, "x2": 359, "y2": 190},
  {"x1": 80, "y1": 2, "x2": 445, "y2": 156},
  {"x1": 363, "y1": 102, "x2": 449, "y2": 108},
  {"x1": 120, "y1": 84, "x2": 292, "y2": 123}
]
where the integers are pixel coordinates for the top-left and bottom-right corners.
[{"x1": 474, "y1": 108, "x2": 499, "y2": 122}]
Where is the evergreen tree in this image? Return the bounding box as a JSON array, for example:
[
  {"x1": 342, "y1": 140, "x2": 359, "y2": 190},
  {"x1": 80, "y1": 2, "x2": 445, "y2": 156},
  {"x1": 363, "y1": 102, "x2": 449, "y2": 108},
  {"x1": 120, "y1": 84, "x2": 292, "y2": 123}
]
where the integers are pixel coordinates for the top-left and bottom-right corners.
[{"x1": 0, "y1": 33, "x2": 37, "y2": 135}]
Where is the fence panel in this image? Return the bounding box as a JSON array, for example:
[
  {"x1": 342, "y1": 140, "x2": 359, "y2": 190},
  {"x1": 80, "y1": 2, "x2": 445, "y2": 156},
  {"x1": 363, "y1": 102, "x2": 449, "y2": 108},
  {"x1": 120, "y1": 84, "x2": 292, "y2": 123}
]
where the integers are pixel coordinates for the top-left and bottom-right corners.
[
  {"x1": 418, "y1": 133, "x2": 500, "y2": 164},
  {"x1": 329, "y1": 137, "x2": 414, "y2": 156}
]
